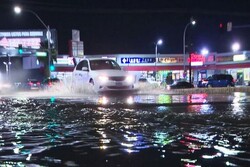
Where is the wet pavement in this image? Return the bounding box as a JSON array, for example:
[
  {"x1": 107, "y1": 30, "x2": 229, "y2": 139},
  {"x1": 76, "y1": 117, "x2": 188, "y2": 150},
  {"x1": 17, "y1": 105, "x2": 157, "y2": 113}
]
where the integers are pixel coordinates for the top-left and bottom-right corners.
[{"x1": 0, "y1": 91, "x2": 250, "y2": 166}]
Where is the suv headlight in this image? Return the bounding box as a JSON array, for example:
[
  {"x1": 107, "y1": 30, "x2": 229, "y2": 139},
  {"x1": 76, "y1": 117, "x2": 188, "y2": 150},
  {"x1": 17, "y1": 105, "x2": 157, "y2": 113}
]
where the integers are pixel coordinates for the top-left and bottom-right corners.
[
  {"x1": 98, "y1": 76, "x2": 109, "y2": 83},
  {"x1": 125, "y1": 75, "x2": 135, "y2": 83}
]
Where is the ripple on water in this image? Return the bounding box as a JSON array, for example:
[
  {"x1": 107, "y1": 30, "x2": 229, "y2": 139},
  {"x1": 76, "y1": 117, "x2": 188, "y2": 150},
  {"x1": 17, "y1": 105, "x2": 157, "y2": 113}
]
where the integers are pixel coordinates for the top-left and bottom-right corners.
[{"x1": 0, "y1": 98, "x2": 250, "y2": 166}]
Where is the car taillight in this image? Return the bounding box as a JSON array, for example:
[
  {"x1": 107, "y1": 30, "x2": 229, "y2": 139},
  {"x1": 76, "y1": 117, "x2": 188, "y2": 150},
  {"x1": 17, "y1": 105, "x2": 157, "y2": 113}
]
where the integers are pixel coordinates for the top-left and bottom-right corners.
[
  {"x1": 48, "y1": 82, "x2": 52, "y2": 86},
  {"x1": 37, "y1": 82, "x2": 40, "y2": 85},
  {"x1": 28, "y1": 82, "x2": 33, "y2": 86}
]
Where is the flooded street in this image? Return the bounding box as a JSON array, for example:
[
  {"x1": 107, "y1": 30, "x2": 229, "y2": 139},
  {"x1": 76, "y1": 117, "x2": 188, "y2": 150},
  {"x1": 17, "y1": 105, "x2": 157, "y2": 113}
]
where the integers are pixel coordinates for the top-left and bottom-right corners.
[{"x1": 0, "y1": 91, "x2": 250, "y2": 166}]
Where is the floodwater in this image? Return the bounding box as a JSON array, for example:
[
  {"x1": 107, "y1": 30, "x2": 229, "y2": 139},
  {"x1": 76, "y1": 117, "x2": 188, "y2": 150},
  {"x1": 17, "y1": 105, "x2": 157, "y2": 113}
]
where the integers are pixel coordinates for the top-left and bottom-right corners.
[{"x1": 0, "y1": 89, "x2": 250, "y2": 166}]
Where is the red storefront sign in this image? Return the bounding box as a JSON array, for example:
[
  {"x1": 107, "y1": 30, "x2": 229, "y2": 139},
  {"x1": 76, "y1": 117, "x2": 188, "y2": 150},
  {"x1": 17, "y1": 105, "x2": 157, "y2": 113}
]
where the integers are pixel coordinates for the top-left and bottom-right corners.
[{"x1": 188, "y1": 53, "x2": 205, "y2": 66}]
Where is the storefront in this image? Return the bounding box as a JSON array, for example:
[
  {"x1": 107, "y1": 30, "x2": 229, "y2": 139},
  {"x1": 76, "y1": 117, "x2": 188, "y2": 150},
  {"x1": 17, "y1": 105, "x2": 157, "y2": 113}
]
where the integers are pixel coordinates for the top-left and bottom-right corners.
[{"x1": 112, "y1": 51, "x2": 250, "y2": 85}]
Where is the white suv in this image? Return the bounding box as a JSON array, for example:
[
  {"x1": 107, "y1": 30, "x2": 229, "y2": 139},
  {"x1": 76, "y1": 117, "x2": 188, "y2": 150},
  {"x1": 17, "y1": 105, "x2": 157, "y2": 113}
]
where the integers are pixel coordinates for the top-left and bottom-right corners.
[{"x1": 72, "y1": 58, "x2": 135, "y2": 92}]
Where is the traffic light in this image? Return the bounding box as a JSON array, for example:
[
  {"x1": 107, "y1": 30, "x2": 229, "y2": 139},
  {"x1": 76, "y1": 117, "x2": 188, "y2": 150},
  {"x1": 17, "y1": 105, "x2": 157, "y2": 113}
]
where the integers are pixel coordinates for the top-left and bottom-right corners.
[
  {"x1": 18, "y1": 44, "x2": 23, "y2": 54},
  {"x1": 219, "y1": 22, "x2": 232, "y2": 33},
  {"x1": 49, "y1": 61, "x2": 55, "y2": 71},
  {"x1": 49, "y1": 64, "x2": 55, "y2": 71},
  {"x1": 219, "y1": 23, "x2": 226, "y2": 33}
]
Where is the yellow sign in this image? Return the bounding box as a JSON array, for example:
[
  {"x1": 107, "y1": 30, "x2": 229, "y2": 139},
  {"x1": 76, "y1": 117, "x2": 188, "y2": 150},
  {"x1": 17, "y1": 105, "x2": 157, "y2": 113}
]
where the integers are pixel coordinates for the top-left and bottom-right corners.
[{"x1": 233, "y1": 54, "x2": 246, "y2": 61}]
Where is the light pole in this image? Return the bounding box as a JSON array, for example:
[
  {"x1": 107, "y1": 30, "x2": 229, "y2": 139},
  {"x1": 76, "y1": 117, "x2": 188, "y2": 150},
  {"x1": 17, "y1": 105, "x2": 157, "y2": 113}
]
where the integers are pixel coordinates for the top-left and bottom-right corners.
[
  {"x1": 155, "y1": 39, "x2": 163, "y2": 81},
  {"x1": 3, "y1": 61, "x2": 11, "y2": 79},
  {"x1": 14, "y1": 6, "x2": 52, "y2": 77},
  {"x1": 183, "y1": 18, "x2": 196, "y2": 78}
]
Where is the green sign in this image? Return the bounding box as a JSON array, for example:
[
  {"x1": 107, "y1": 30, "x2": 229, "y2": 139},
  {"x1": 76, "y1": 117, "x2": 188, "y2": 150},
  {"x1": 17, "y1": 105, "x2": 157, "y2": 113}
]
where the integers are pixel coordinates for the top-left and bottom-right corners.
[{"x1": 36, "y1": 51, "x2": 47, "y2": 57}]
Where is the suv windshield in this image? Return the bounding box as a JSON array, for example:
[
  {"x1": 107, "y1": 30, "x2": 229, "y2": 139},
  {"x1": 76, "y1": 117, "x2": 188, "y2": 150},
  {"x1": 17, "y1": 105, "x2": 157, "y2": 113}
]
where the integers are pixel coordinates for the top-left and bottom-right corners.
[{"x1": 90, "y1": 60, "x2": 121, "y2": 70}]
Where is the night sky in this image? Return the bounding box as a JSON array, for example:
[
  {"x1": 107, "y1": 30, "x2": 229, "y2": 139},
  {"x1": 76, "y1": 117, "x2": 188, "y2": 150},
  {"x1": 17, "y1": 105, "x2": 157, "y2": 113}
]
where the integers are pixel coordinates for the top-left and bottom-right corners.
[{"x1": 1, "y1": 0, "x2": 250, "y2": 55}]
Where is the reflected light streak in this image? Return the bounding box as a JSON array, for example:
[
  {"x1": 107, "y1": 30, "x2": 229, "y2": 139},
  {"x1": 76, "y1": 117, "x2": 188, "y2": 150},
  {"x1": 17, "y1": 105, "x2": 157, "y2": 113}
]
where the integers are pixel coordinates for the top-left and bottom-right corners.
[
  {"x1": 121, "y1": 142, "x2": 134, "y2": 148},
  {"x1": 126, "y1": 96, "x2": 134, "y2": 104},
  {"x1": 124, "y1": 148, "x2": 139, "y2": 153},
  {"x1": 202, "y1": 152, "x2": 222, "y2": 159},
  {"x1": 124, "y1": 134, "x2": 137, "y2": 141},
  {"x1": 98, "y1": 96, "x2": 109, "y2": 105},
  {"x1": 26, "y1": 154, "x2": 32, "y2": 161},
  {"x1": 184, "y1": 164, "x2": 201, "y2": 167},
  {"x1": 154, "y1": 132, "x2": 174, "y2": 146},
  {"x1": 214, "y1": 145, "x2": 244, "y2": 155},
  {"x1": 100, "y1": 145, "x2": 108, "y2": 150},
  {"x1": 231, "y1": 103, "x2": 243, "y2": 115},
  {"x1": 100, "y1": 139, "x2": 111, "y2": 144},
  {"x1": 181, "y1": 159, "x2": 197, "y2": 163}
]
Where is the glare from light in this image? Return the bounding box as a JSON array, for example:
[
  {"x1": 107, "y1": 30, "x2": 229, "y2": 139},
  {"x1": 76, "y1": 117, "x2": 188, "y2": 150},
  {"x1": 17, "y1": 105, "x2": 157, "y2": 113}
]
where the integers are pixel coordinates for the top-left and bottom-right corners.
[
  {"x1": 201, "y1": 48, "x2": 209, "y2": 55},
  {"x1": 98, "y1": 76, "x2": 109, "y2": 83},
  {"x1": 191, "y1": 20, "x2": 196, "y2": 25},
  {"x1": 100, "y1": 145, "x2": 107, "y2": 150},
  {"x1": 126, "y1": 96, "x2": 134, "y2": 105},
  {"x1": 98, "y1": 96, "x2": 109, "y2": 105},
  {"x1": 125, "y1": 75, "x2": 135, "y2": 83},
  {"x1": 14, "y1": 6, "x2": 22, "y2": 14},
  {"x1": 214, "y1": 145, "x2": 244, "y2": 155},
  {"x1": 121, "y1": 142, "x2": 134, "y2": 148},
  {"x1": 157, "y1": 39, "x2": 163, "y2": 45},
  {"x1": 232, "y1": 42, "x2": 240, "y2": 52},
  {"x1": 26, "y1": 154, "x2": 32, "y2": 161}
]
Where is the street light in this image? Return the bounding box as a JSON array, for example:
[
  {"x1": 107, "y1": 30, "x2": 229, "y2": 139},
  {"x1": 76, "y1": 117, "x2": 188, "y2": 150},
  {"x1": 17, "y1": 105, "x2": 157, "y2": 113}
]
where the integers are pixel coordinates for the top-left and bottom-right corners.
[
  {"x1": 232, "y1": 42, "x2": 240, "y2": 52},
  {"x1": 201, "y1": 48, "x2": 209, "y2": 56},
  {"x1": 183, "y1": 18, "x2": 196, "y2": 78},
  {"x1": 14, "y1": 5, "x2": 52, "y2": 77},
  {"x1": 155, "y1": 39, "x2": 163, "y2": 81}
]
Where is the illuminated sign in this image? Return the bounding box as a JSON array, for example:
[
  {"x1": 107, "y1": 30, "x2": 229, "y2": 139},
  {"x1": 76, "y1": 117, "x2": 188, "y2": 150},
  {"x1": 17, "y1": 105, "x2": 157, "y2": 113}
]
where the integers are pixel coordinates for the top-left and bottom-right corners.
[
  {"x1": 121, "y1": 57, "x2": 155, "y2": 64},
  {"x1": 188, "y1": 53, "x2": 205, "y2": 66},
  {"x1": 159, "y1": 57, "x2": 178, "y2": 63},
  {"x1": 233, "y1": 54, "x2": 246, "y2": 61},
  {"x1": 216, "y1": 56, "x2": 233, "y2": 62},
  {"x1": 0, "y1": 31, "x2": 43, "y2": 37},
  {"x1": 54, "y1": 57, "x2": 74, "y2": 65},
  {"x1": 36, "y1": 51, "x2": 47, "y2": 57},
  {"x1": 0, "y1": 37, "x2": 41, "y2": 49}
]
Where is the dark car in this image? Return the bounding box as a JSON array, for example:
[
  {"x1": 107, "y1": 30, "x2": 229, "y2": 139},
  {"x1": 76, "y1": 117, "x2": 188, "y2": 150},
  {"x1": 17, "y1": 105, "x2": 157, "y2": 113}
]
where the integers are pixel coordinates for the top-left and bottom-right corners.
[
  {"x1": 206, "y1": 74, "x2": 235, "y2": 87},
  {"x1": 167, "y1": 81, "x2": 194, "y2": 90},
  {"x1": 41, "y1": 77, "x2": 61, "y2": 89},
  {"x1": 22, "y1": 79, "x2": 41, "y2": 90}
]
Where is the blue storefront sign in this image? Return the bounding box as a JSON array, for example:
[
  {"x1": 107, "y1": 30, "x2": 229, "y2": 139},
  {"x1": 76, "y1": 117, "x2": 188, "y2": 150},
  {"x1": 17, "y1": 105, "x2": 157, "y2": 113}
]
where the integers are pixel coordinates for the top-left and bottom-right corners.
[{"x1": 121, "y1": 57, "x2": 156, "y2": 64}]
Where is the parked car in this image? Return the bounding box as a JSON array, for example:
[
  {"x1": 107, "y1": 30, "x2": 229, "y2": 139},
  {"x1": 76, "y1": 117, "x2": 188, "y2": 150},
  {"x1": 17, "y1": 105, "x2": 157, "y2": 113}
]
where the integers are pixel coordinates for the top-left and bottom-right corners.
[
  {"x1": 197, "y1": 78, "x2": 209, "y2": 87},
  {"x1": 206, "y1": 74, "x2": 235, "y2": 87},
  {"x1": 22, "y1": 79, "x2": 41, "y2": 90},
  {"x1": 166, "y1": 81, "x2": 194, "y2": 90},
  {"x1": 72, "y1": 58, "x2": 135, "y2": 92},
  {"x1": 41, "y1": 77, "x2": 61, "y2": 90},
  {"x1": 138, "y1": 77, "x2": 161, "y2": 85}
]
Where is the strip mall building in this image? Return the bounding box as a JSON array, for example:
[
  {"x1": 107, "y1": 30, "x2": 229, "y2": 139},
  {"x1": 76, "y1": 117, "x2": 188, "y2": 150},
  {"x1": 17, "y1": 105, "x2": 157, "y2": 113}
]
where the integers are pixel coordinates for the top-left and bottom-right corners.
[{"x1": 82, "y1": 52, "x2": 250, "y2": 85}]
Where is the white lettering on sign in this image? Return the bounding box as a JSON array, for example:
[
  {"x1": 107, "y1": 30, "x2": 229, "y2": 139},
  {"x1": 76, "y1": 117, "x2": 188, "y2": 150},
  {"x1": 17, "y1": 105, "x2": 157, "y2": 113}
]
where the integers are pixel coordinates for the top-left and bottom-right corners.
[
  {"x1": 0, "y1": 37, "x2": 41, "y2": 48},
  {"x1": 0, "y1": 31, "x2": 44, "y2": 37},
  {"x1": 122, "y1": 58, "x2": 127, "y2": 63},
  {"x1": 30, "y1": 31, "x2": 43, "y2": 36}
]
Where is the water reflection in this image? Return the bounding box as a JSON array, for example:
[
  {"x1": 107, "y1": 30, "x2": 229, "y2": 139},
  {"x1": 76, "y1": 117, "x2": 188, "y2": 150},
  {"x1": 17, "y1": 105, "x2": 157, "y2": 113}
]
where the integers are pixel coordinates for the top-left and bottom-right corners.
[{"x1": 0, "y1": 95, "x2": 250, "y2": 166}]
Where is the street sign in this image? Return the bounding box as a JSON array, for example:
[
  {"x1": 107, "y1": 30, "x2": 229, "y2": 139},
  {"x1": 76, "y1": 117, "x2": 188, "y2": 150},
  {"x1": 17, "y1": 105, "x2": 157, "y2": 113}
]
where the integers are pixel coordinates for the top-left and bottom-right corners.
[{"x1": 36, "y1": 51, "x2": 47, "y2": 57}]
